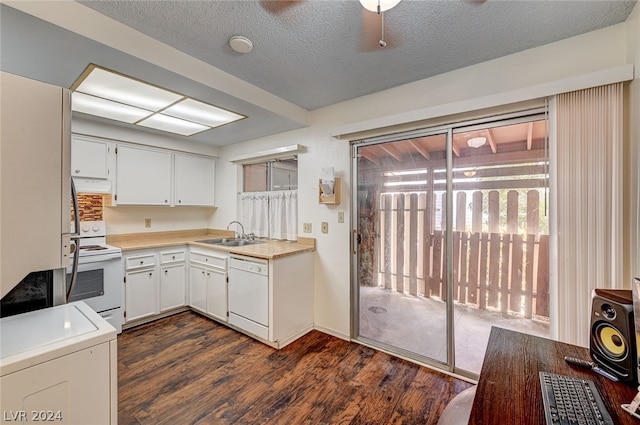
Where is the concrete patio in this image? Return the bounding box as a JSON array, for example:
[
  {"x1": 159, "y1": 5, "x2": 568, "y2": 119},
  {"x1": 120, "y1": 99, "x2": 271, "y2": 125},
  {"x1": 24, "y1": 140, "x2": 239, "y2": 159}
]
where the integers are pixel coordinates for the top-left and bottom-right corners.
[{"x1": 358, "y1": 285, "x2": 550, "y2": 375}]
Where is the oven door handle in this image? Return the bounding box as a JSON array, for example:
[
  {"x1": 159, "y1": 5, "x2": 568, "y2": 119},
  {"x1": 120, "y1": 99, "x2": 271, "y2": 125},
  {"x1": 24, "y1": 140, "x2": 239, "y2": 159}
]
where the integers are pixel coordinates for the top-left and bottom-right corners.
[{"x1": 66, "y1": 177, "x2": 81, "y2": 303}]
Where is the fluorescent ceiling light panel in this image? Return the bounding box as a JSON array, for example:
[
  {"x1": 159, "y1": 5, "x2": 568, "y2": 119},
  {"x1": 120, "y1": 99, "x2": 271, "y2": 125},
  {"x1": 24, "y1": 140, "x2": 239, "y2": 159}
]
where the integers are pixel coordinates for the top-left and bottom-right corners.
[
  {"x1": 75, "y1": 67, "x2": 181, "y2": 110},
  {"x1": 71, "y1": 65, "x2": 247, "y2": 137},
  {"x1": 138, "y1": 113, "x2": 209, "y2": 136},
  {"x1": 163, "y1": 99, "x2": 244, "y2": 127},
  {"x1": 72, "y1": 92, "x2": 152, "y2": 124}
]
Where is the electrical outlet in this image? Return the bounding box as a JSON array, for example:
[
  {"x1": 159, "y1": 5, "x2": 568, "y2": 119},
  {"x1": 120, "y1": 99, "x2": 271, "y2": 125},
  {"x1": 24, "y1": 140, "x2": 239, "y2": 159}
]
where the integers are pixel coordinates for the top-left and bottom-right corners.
[
  {"x1": 144, "y1": 218, "x2": 151, "y2": 228},
  {"x1": 338, "y1": 212, "x2": 345, "y2": 223},
  {"x1": 303, "y1": 223, "x2": 312, "y2": 233},
  {"x1": 321, "y1": 222, "x2": 328, "y2": 234}
]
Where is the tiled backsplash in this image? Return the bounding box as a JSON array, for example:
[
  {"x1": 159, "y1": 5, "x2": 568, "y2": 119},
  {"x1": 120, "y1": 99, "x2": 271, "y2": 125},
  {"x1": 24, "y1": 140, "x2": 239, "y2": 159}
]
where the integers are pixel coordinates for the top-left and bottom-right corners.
[{"x1": 71, "y1": 194, "x2": 104, "y2": 221}]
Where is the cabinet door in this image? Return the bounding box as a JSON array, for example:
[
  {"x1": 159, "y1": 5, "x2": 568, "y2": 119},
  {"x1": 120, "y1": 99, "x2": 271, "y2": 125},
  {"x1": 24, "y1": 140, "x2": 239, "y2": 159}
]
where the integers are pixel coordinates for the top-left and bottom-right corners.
[
  {"x1": 116, "y1": 145, "x2": 171, "y2": 205},
  {"x1": 174, "y1": 154, "x2": 215, "y2": 206},
  {"x1": 189, "y1": 265, "x2": 207, "y2": 313},
  {"x1": 125, "y1": 268, "x2": 158, "y2": 322},
  {"x1": 206, "y1": 268, "x2": 227, "y2": 321},
  {"x1": 71, "y1": 136, "x2": 109, "y2": 179},
  {"x1": 160, "y1": 263, "x2": 186, "y2": 312}
]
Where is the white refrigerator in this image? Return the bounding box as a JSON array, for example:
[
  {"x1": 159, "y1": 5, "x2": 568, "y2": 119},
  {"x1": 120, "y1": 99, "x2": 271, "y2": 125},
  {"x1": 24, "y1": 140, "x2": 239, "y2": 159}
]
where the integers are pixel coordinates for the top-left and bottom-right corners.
[{"x1": 0, "y1": 71, "x2": 74, "y2": 301}]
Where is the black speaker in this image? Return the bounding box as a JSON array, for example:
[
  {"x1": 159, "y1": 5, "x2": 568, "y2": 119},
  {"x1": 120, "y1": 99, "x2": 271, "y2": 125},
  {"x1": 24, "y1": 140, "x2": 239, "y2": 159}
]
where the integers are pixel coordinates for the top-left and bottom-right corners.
[{"x1": 590, "y1": 288, "x2": 637, "y2": 384}]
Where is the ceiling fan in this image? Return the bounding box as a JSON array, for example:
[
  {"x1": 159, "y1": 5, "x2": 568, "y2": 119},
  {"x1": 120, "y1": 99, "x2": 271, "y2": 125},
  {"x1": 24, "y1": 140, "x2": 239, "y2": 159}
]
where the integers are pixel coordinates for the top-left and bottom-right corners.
[
  {"x1": 359, "y1": 0, "x2": 401, "y2": 49},
  {"x1": 358, "y1": 0, "x2": 487, "y2": 51},
  {"x1": 259, "y1": 0, "x2": 303, "y2": 15}
]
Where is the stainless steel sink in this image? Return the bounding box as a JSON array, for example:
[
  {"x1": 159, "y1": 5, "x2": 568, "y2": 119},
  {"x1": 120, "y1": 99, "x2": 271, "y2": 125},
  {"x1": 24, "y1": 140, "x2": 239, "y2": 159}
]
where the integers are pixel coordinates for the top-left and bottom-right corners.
[
  {"x1": 195, "y1": 238, "x2": 264, "y2": 247},
  {"x1": 195, "y1": 238, "x2": 238, "y2": 244},
  {"x1": 221, "y1": 240, "x2": 265, "y2": 247}
]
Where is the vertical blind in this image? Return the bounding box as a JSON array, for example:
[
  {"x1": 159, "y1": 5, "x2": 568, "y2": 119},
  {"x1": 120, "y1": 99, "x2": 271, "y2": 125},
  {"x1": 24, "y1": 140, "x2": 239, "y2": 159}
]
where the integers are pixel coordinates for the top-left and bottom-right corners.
[{"x1": 555, "y1": 83, "x2": 623, "y2": 347}]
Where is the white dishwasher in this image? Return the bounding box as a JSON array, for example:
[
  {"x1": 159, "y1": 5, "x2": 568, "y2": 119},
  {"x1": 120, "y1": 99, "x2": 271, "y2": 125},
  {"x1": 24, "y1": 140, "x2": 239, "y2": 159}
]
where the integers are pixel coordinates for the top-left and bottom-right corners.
[{"x1": 228, "y1": 254, "x2": 269, "y2": 340}]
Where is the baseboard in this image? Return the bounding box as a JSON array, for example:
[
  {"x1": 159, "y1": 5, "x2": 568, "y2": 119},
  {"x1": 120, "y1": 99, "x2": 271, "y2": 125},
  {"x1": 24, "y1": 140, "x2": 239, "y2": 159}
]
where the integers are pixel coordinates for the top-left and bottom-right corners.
[
  {"x1": 313, "y1": 325, "x2": 350, "y2": 342},
  {"x1": 276, "y1": 325, "x2": 314, "y2": 349},
  {"x1": 122, "y1": 307, "x2": 189, "y2": 330}
]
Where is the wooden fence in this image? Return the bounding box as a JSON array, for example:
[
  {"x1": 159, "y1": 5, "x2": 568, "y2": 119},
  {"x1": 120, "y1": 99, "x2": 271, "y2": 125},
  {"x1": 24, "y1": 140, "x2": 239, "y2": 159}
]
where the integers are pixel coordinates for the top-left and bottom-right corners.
[{"x1": 376, "y1": 189, "x2": 549, "y2": 319}]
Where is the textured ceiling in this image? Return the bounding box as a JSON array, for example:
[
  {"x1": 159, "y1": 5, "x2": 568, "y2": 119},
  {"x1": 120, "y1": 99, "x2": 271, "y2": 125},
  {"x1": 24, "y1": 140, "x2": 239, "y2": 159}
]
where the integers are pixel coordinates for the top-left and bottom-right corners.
[
  {"x1": 1, "y1": 1, "x2": 637, "y2": 146},
  {"x1": 78, "y1": 0, "x2": 637, "y2": 110}
]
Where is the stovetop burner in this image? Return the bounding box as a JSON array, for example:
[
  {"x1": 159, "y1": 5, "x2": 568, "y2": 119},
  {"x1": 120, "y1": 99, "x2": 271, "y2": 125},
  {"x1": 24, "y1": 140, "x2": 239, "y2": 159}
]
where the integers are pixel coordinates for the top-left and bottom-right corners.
[{"x1": 80, "y1": 245, "x2": 108, "y2": 251}]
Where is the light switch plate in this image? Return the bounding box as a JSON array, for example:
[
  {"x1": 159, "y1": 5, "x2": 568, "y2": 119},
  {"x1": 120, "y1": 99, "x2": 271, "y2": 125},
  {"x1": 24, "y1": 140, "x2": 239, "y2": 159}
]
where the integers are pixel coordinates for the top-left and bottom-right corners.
[
  {"x1": 338, "y1": 212, "x2": 344, "y2": 223},
  {"x1": 144, "y1": 218, "x2": 151, "y2": 228},
  {"x1": 321, "y1": 222, "x2": 328, "y2": 234},
  {"x1": 303, "y1": 223, "x2": 312, "y2": 233}
]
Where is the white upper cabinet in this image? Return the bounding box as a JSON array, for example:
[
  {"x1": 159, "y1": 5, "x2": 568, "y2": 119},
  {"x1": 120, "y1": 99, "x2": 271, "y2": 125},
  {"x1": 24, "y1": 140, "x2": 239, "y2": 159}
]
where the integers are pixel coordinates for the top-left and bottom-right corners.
[
  {"x1": 174, "y1": 153, "x2": 215, "y2": 206},
  {"x1": 69, "y1": 139, "x2": 216, "y2": 207},
  {"x1": 116, "y1": 144, "x2": 172, "y2": 205},
  {"x1": 71, "y1": 136, "x2": 110, "y2": 179}
]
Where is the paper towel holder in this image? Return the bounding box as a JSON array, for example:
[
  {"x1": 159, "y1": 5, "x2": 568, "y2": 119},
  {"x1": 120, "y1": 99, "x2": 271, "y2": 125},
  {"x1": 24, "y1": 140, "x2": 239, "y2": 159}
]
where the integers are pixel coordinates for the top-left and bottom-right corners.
[{"x1": 319, "y1": 177, "x2": 340, "y2": 205}]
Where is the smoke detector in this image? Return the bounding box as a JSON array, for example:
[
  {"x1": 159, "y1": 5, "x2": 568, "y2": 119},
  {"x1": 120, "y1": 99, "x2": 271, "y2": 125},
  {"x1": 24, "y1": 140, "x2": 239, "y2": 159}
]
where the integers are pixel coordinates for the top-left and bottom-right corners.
[{"x1": 230, "y1": 36, "x2": 253, "y2": 54}]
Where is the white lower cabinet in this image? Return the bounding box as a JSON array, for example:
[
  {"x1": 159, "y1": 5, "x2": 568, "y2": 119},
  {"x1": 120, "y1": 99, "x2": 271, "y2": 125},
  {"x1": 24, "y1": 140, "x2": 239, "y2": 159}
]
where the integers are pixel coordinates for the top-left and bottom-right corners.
[
  {"x1": 160, "y1": 263, "x2": 186, "y2": 312},
  {"x1": 124, "y1": 248, "x2": 186, "y2": 325},
  {"x1": 125, "y1": 262, "x2": 158, "y2": 323},
  {"x1": 189, "y1": 249, "x2": 228, "y2": 322},
  {"x1": 189, "y1": 265, "x2": 207, "y2": 314},
  {"x1": 206, "y1": 267, "x2": 227, "y2": 320},
  {"x1": 160, "y1": 249, "x2": 186, "y2": 312},
  {"x1": 122, "y1": 243, "x2": 314, "y2": 348}
]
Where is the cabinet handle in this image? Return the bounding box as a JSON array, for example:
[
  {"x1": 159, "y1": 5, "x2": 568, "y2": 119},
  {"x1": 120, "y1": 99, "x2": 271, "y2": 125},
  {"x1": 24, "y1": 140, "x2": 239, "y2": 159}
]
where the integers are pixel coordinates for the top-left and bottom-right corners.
[
  {"x1": 172, "y1": 255, "x2": 176, "y2": 260},
  {"x1": 148, "y1": 272, "x2": 153, "y2": 276},
  {"x1": 75, "y1": 169, "x2": 80, "y2": 173},
  {"x1": 165, "y1": 270, "x2": 168, "y2": 274},
  {"x1": 165, "y1": 199, "x2": 168, "y2": 203},
  {"x1": 178, "y1": 200, "x2": 182, "y2": 203}
]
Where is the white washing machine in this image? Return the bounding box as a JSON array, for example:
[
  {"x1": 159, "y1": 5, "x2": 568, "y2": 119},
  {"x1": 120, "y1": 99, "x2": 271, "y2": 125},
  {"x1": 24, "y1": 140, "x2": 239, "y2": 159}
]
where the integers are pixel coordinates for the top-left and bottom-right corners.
[{"x1": 0, "y1": 301, "x2": 117, "y2": 425}]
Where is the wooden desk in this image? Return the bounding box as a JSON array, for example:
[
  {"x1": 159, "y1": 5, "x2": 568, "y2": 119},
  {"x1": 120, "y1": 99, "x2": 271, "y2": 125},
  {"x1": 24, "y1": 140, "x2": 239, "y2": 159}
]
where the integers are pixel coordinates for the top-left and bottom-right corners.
[{"x1": 469, "y1": 327, "x2": 639, "y2": 424}]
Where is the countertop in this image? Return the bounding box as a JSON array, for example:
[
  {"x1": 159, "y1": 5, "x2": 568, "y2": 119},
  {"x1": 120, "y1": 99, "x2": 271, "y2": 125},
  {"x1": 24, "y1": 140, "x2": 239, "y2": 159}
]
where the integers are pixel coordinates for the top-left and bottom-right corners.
[{"x1": 107, "y1": 229, "x2": 315, "y2": 260}]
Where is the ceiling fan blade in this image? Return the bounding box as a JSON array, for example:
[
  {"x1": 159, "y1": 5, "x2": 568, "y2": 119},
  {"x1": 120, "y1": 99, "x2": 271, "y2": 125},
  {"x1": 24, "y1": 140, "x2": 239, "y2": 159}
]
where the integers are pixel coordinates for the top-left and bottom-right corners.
[
  {"x1": 259, "y1": 0, "x2": 303, "y2": 15},
  {"x1": 358, "y1": 9, "x2": 399, "y2": 52}
]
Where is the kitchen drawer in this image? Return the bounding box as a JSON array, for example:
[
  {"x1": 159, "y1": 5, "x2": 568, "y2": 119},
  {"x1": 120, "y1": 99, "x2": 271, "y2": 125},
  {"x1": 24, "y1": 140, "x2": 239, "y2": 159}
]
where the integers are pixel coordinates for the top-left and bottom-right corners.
[
  {"x1": 190, "y1": 251, "x2": 226, "y2": 269},
  {"x1": 125, "y1": 253, "x2": 156, "y2": 270},
  {"x1": 160, "y1": 250, "x2": 185, "y2": 264}
]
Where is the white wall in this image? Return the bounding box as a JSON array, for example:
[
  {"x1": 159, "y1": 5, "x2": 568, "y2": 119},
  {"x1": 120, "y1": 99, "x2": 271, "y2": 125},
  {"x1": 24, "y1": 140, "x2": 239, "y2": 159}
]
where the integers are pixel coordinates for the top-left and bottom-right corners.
[
  {"x1": 625, "y1": 4, "x2": 640, "y2": 281},
  {"x1": 104, "y1": 205, "x2": 214, "y2": 235},
  {"x1": 214, "y1": 21, "x2": 635, "y2": 339}
]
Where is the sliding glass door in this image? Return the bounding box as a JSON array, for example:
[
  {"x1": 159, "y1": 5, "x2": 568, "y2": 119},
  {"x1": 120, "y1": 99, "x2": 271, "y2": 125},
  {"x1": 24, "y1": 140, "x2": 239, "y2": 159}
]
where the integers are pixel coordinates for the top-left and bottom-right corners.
[
  {"x1": 352, "y1": 111, "x2": 550, "y2": 377},
  {"x1": 354, "y1": 130, "x2": 451, "y2": 365}
]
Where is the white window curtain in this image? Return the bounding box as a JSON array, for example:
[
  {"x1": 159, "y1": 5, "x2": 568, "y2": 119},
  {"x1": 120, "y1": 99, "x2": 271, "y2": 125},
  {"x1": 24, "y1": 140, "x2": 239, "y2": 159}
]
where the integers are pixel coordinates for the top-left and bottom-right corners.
[
  {"x1": 239, "y1": 191, "x2": 270, "y2": 238},
  {"x1": 553, "y1": 83, "x2": 623, "y2": 347},
  {"x1": 240, "y1": 190, "x2": 298, "y2": 241}
]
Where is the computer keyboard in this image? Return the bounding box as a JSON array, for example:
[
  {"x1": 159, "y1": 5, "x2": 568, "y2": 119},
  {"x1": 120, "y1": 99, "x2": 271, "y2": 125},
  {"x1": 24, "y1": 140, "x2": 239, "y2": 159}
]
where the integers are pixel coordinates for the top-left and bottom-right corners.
[{"x1": 539, "y1": 371, "x2": 615, "y2": 425}]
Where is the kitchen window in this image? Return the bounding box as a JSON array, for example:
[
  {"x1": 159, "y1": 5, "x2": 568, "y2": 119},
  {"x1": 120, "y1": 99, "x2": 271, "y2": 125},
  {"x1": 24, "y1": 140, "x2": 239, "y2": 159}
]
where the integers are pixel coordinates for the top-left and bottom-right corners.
[
  {"x1": 241, "y1": 159, "x2": 298, "y2": 241},
  {"x1": 243, "y1": 159, "x2": 298, "y2": 192}
]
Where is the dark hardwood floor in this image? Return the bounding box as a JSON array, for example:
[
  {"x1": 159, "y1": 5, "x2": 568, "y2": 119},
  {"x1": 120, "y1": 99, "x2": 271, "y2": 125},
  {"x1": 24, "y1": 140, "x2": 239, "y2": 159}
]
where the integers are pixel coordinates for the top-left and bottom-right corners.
[{"x1": 118, "y1": 311, "x2": 472, "y2": 425}]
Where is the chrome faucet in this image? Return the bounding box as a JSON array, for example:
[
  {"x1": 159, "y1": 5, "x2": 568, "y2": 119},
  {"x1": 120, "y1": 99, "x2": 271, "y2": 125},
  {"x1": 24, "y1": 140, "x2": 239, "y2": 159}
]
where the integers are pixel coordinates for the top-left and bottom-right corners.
[{"x1": 227, "y1": 221, "x2": 245, "y2": 239}]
